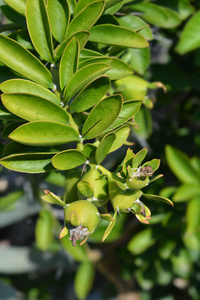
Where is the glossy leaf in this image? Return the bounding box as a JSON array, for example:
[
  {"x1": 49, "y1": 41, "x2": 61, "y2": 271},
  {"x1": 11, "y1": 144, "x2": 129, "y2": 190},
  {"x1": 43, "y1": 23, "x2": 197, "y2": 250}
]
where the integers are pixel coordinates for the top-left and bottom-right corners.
[
  {"x1": 43, "y1": 190, "x2": 66, "y2": 207},
  {"x1": 4, "y1": 0, "x2": 26, "y2": 15},
  {"x1": 77, "y1": 181, "x2": 94, "y2": 198},
  {"x1": 95, "y1": 133, "x2": 116, "y2": 165},
  {"x1": 176, "y1": 11, "x2": 200, "y2": 54},
  {"x1": 89, "y1": 24, "x2": 149, "y2": 48},
  {"x1": 0, "y1": 79, "x2": 60, "y2": 105},
  {"x1": 47, "y1": 0, "x2": 70, "y2": 43},
  {"x1": 59, "y1": 37, "x2": 79, "y2": 91},
  {"x1": 63, "y1": 63, "x2": 110, "y2": 102},
  {"x1": 67, "y1": 0, "x2": 105, "y2": 36},
  {"x1": 105, "y1": 100, "x2": 142, "y2": 132},
  {"x1": 26, "y1": 0, "x2": 54, "y2": 62},
  {"x1": 0, "y1": 153, "x2": 55, "y2": 173},
  {"x1": 142, "y1": 193, "x2": 174, "y2": 206},
  {"x1": 2, "y1": 93, "x2": 69, "y2": 124},
  {"x1": 80, "y1": 48, "x2": 103, "y2": 58},
  {"x1": 109, "y1": 125, "x2": 130, "y2": 153},
  {"x1": 0, "y1": 35, "x2": 54, "y2": 89},
  {"x1": 165, "y1": 145, "x2": 199, "y2": 184},
  {"x1": 35, "y1": 209, "x2": 54, "y2": 251},
  {"x1": 2, "y1": 122, "x2": 25, "y2": 139},
  {"x1": 70, "y1": 76, "x2": 110, "y2": 113},
  {"x1": 132, "y1": 148, "x2": 148, "y2": 169},
  {"x1": 82, "y1": 94, "x2": 122, "y2": 140},
  {"x1": 9, "y1": 121, "x2": 81, "y2": 146},
  {"x1": 74, "y1": 261, "x2": 95, "y2": 300},
  {"x1": 173, "y1": 184, "x2": 200, "y2": 202},
  {"x1": 54, "y1": 31, "x2": 90, "y2": 61},
  {"x1": 52, "y1": 149, "x2": 87, "y2": 170}
]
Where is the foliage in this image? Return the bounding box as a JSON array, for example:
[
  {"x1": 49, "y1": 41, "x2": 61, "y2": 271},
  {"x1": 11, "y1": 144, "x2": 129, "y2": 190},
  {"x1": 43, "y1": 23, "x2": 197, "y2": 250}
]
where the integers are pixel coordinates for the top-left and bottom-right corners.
[{"x1": 0, "y1": 0, "x2": 200, "y2": 299}]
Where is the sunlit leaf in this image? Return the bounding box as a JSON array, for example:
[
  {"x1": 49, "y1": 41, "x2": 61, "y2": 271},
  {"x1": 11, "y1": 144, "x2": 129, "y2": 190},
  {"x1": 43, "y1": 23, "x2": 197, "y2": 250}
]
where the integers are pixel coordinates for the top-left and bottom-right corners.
[{"x1": 52, "y1": 150, "x2": 87, "y2": 170}]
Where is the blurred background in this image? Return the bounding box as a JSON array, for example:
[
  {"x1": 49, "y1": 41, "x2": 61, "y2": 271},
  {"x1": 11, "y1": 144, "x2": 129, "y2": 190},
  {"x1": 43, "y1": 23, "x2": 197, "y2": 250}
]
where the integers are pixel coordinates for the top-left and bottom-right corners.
[{"x1": 1, "y1": 1, "x2": 200, "y2": 299}]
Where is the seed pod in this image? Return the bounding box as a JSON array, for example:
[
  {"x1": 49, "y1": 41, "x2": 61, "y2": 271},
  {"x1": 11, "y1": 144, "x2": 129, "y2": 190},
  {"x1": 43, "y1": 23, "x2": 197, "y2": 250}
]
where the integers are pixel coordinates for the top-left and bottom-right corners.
[
  {"x1": 64, "y1": 200, "x2": 100, "y2": 246},
  {"x1": 77, "y1": 164, "x2": 109, "y2": 207}
]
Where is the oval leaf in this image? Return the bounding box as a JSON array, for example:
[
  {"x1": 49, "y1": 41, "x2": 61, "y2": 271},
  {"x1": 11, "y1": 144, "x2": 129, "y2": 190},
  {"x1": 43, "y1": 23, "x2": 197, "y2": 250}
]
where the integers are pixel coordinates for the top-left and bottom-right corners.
[
  {"x1": 109, "y1": 125, "x2": 130, "y2": 153},
  {"x1": 173, "y1": 184, "x2": 200, "y2": 202},
  {"x1": 0, "y1": 34, "x2": 54, "y2": 88},
  {"x1": 74, "y1": 261, "x2": 95, "y2": 300},
  {"x1": 0, "y1": 79, "x2": 60, "y2": 105},
  {"x1": 82, "y1": 94, "x2": 123, "y2": 140},
  {"x1": 95, "y1": 133, "x2": 116, "y2": 165},
  {"x1": 89, "y1": 24, "x2": 149, "y2": 48},
  {"x1": 4, "y1": 0, "x2": 26, "y2": 15},
  {"x1": 63, "y1": 63, "x2": 111, "y2": 102},
  {"x1": 67, "y1": 0, "x2": 105, "y2": 36},
  {"x1": 70, "y1": 75, "x2": 110, "y2": 113},
  {"x1": 35, "y1": 209, "x2": 54, "y2": 251},
  {"x1": 9, "y1": 121, "x2": 81, "y2": 146},
  {"x1": 47, "y1": 0, "x2": 70, "y2": 43},
  {"x1": 52, "y1": 149, "x2": 87, "y2": 170},
  {"x1": 0, "y1": 153, "x2": 55, "y2": 173},
  {"x1": 1, "y1": 93, "x2": 69, "y2": 123},
  {"x1": 59, "y1": 37, "x2": 79, "y2": 90},
  {"x1": 77, "y1": 180, "x2": 94, "y2": 198},
  {"x1": 165, "y1": 145, "x2": 199, "y2": 184},
  {"x1": 26, "y1": 0, "x2": 54, "y2": 62},
  {"x1": 132, "y1": 148, "x2": 148, "y2": 169}
]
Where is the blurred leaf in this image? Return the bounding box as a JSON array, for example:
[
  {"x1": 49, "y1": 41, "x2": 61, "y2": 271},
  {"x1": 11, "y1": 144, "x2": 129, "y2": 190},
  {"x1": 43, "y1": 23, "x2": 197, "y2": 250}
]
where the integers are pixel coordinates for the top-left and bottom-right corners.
[
  {"x1": 26, "y1": 0, "x2": 54, "y2": 62},
  {"x1": 158, "y1": 239, "x2": 176, "y2": 260},
  {"x1": 82, "y1": 94, "x2": 122, "y2": 140},
  {"x1": 115, "y1": 75, "x2": 148, "y2": 100},
  {"x1": 176, "y1": 11, "x2": 200, "y2": 54},
  {"x1": 67, "y1": 0, "x2": 105, "y2": 36},
  {"x1": 165, "y1": 145, "x2": 199, "y2": 184},
  {"x1": 1, "y1": 93, "x2": 69, "y2": 123},
  {"x1": 52, "y1": 149, "x2": 87, "y2": 170},
  {"x1": 171, "y1": 248, "x2": 192, "y2": 278},
  {"x1": 122, "y1": 48, "x2": 150, "y2": 75},
  {"x1": 35, "y1": 208, "x2": 54, "y2": 251},
  {"x1": 156, "y1": 0, "x2": 195, "y2": 20},
  {"x1": 9, "y1": 121, "x2": 81, "y2": 146},
  {"x1": 0, "y1": 79, "x2": 60, "y2": 105},
  {"x1": 133, "y1": 106, "x2": 152, "y2": 140},
  {"x1": 173, "y1": 184, "x2": 200, "y2": 202},
  {"x1": 3, "y1": 0, "x2": 26, "y2": 15},
  {"x1": 74, "y1": 261, "x2": 95, "y2": 300},
  {"x1": 185, "y1": 196, "x2": 200, "y2": 235},
  {"x1": 59, "y1": 37, "x2": 79, "y2": 90},
  {"x1": 0, "y1": 35, "x2": 54, "y2": 89},
  {"x1": 0, "y1": 190, "x2": 24, "y2": 211},
  {"x1": 63, "y1": 63, "x2": 110, "y2": 102},
  {"x1": 0, "y1": 153, "x2": 55, "y2": 173},
  {"x1": 89, "y1": 24, "x2": 149, "y2": 48},
  {"x1": 128, "y1": 228, "x2": 156, "y2": 255},
  {"x1": 61, "y1": 235, "x2": 89, "y2": 262},
  {"x1": 105, "y1": 0, "x2": 124, "y2": 15},
  {"x1": 142, "y1": 193, "x2": 174, "y2": 206},
  {"x1": 47, "y1": 0, "x2": 70, "y2": 43},
  {"x1": 95, "y1": 133, "x2": 116, "y2": 164},
  {"x1": 70, "y1": 75, "x2": 110, "y2": 113},
  {"x1": 109, "y1": 125, "x2": 130, "y2": 153}
]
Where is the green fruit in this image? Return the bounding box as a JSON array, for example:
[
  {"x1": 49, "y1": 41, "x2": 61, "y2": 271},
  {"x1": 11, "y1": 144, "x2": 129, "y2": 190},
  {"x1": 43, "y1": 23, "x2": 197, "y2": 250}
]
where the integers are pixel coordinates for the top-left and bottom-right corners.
[
  {"x1": 64, "y1": 169, "x2": 81, "y2": 203},
  {"x1": 126, "y1": 175, "x2": 149, "y2": 190},
  {"x1": 64, "y1": 200, "x2": 100, "y2": 232},
  {"x1": 78, "y1": 164, "x2": 109, "y2": 207}
]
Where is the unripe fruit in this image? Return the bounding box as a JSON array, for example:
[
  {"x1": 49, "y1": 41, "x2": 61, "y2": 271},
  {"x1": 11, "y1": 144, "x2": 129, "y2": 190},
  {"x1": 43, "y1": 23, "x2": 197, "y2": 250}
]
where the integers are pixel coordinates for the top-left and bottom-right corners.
[
  {"x1": 64, "y1": 200, "x2": 100, "y2": 233},
  {"x1": 126, "y1": 175, "x2": 149, "y2": 190},
  {"x1": 78, "y1": 164, "x2": 109, "y2": 207},
  {"x1": 64, "y1": 169, "x2": 81, "y2": 203}
]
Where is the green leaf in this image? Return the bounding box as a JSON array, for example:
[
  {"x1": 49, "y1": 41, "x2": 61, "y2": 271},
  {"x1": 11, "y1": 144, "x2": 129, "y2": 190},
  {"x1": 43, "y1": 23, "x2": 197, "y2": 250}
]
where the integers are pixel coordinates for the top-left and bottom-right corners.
[
  {"x1": 67, "y1": 0, "x2": 105, "y2": 36},
  {"x1": 54, "y1": 31, "x2": 90, "y2": 61},
  {"x1": 109, "y1": 125, "x2": 130, "y2": 153},
  {"x1": 105, "y1": 0, "x2": 123, "y2": 10},
  {"x1": 26, "y1": 0, "x2": 54, "y2": 62},
  {"x1": 0, "y1": 190, "x2": 24, "y2": 211},
  {"x1": 122, "y1": 48, "x2": 150, "y2": 75},
  {"x1": 0, "y1": 35, "x2": 54, "y2": 88},
  {"x1": 142, "y1": 193, "x2": 174, "y2": 206},
  {"x1": 132, "y1": 148, "x2": 148, "y2": 169},
  {"x1": 119, "y1": 15, "x2": 153, "y2": 40},
  {"x1": 102, "y1": 210, "x2": 117, "y2": 242},
  {"x1": 127, "y1": 228, "x2": 156, "y2": 255},
  {"x1": 186, "y1": 197, "x2": 200, "y2": 235},
  {"x1": 0, "y1": 79, "x2": 60, "y2": 105},
  {"x1": 74, "y1": 261, "x2": 95, "y2": 300},
  {"x1": 70, "y1": 75, "x2": 110, "y2": 113},
  {"x1": 1, "y1": 5, "x2": 26, "y2": 26},
  {"x1": 73, "y1": 0, "x2": 94, "y2": 17},
  {"x1": 47, "y1": 0, "x2": 70, "y2": 43},
  {"x1": 176, "y1": 11, "x2": 200, "y2": 54},
  {"x1": 35, "y1": 209, "x2": 54, "y2": 251},
  {"x1": 9, "y1": 121, "x2": 81, "y2": 146},
  {"x1": 89, "y1": 24, "x2": 149, "y2": 48},
  {"x1": 43, "y1": 190, "x2": 66, "y2": 207},
  {"x1": 77, "y1": 181, "x2": 94, "y2": 198},
  {"x1": 61, "y1": 235, "x2": 89, "y2": 262},
  {"x1": 59, "y1": 37, "x2": 79, "y2": 90},
  {"x1": 0, "y1": 153, "x2": 55, "y2": 173},
  {"x1": 173, "y1": 184, "x2": 200, "y2": 202},
  {"x1": 2, "y1": 122, "x2": 25, "y2": 139},
  {"x1": 63, "y1": 63, "x2": 111, "y2": 102},
  {"x1": 133, "y1": 106, "x2": 152, "y2": 140},
  {"x1": 80, "y1": 48, "x2": 103, "y2": 58},
  {"x1": 1, "y1": 93, "x2": 69, "y2": 123},
  {"x1": 3, "y1": 0, "x2": 26, "y2": 15},
  {"x1": 0, "y1": 106, "x2": 21, "y2": 121},
  {"x1": 82, "y1": 94, "x2": 122, "y2": 140},
  {"x1": 105, "y1": 0, "x2": 124, "y2": 15},
  {"x1": 105, "y1": 100, "x2": 142, "y2": 132},
  {"x1": 95, "y1": 133, "x2": 116, "y2": 165},
  {"x1": 8, "y1": 29, "x2": 33, "y2": 50},
  {"x1": 52, "y1": 149, "x2": 87, "y2": 170},
  {"x1": 165, "y1": 145, "x2": 199, "y2": 184},
  {"x1": 143, "y1": 159, "x2": 160, "y2": 172}
]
